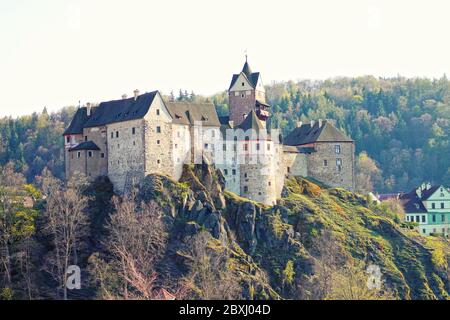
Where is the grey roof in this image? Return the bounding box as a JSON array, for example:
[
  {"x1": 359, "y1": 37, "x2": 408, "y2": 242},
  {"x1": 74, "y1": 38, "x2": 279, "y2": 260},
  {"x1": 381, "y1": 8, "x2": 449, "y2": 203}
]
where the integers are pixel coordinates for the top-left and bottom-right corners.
[
  {"x1": 83, "y1": 91, "x2": 158, "y2": 128},
  {"x1": 64, "y1": 107, "x2": 89, "y2": 135},
  {"x1": 234, "y1": 111, "x2": 269, "y2": 140},
  {"x1": 284, "y1": 120, "x2": 353, "y2": 146},
  {"x1": 419, "y1": 186, "x2": 440, "y2": 200},
  {"x1": 283, "y1": 145, "x2": 316, "y2": 154},
  {"x1": 228, "y1": 61, "x2": 261, "y2": 90},
  {"x1": 165, "y1": 102, "x2": 221, "y2": 127},
  {"x1": 399, "y1": 191, "x2": 427, "y2": 213},
  {"x1": 69, "y1": 141, "x2": 100, "y2": 151}
]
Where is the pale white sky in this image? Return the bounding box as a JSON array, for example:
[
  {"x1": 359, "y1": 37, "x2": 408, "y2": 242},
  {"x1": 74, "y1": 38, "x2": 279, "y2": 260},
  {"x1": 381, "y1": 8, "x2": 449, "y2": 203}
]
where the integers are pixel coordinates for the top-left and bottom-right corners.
[{"x1": 1, "y1": 0, "x2": 449, "y2": 117}]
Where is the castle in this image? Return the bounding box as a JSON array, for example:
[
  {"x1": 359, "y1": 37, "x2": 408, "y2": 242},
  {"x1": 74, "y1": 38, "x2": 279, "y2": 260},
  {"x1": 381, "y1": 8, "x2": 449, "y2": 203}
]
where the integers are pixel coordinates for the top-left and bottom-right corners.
[{"x1": 64, "y1": 59, "x2": 355, "y2": 205}]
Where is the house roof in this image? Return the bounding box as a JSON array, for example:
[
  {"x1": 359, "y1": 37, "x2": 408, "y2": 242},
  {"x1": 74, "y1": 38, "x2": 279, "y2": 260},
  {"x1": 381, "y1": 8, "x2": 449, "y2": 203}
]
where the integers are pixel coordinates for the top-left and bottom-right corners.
[
  {"x1": 228, "y1": 61, "x2": 261, "y2": 90},
  {"x1": 256, "y1": 100, "x2": 270, "y2": 108},
  {"x1": 64, "y1": 107, "x2": 89, "y2": 135},
  {"x1": 83, "y1": 91, "x2": 158, "y2": 128},
  {"x1": 69, "y1": 141, "x2": 101, "y2": 152},
  {"x1": 419, "y1": 185, "x2": 441, "y2": 200},
  {"x1": 236, "y1": 110, "x2": 267, "y2": 136},
  {"x1": 284, "y1": 120, "x2": 353, "y2": 146},
  {"x1": 399, "y1": 191, "x2": 427, "y2": 213},
  {"x1": 165, "y1": 102, "x2": 220, "y2": 127}
]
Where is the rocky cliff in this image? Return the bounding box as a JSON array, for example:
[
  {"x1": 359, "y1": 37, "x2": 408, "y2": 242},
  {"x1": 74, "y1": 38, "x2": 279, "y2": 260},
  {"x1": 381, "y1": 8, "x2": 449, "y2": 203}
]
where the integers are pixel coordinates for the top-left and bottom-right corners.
[{"x1": 136, "y1": 163, "x2": 450, "y2": 300}]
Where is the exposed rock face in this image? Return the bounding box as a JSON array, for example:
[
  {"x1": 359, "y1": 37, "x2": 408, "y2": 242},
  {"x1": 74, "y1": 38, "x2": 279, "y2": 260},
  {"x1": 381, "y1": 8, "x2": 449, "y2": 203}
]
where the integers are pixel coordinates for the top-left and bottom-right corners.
[{"x1": 137, "y1": 162, "x2": 450, "y2": 300}]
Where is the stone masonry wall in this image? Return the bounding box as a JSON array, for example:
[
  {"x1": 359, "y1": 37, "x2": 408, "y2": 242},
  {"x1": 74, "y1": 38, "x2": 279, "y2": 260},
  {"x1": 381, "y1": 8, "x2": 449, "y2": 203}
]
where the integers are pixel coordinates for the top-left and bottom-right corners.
[
  {"x1": 307, "y1": 142, "x2": 355, "y2": 190},
  {"x1": 107, "y1": 119, "x2": 146, "y2": 192}
]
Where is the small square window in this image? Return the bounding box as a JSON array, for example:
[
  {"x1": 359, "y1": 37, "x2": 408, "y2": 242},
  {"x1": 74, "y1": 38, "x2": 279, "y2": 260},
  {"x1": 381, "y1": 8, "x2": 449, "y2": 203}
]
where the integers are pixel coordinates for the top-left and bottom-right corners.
[
  {"x1": 432, "y1": 203, "x2": 436, "y2": 209},
  {"x1": 88, "y1": 151, "x2": 93, "y2": 158},
  {"x1": 241, "y1": 82, "x2": 245, "y2": 86},
  {"x1": 66, "y1": 136, "x2": 70, "y2": 143},
  {"x1": 111, "y1": 132, "x2": 114, "y2": 139},
  {"x1": 441, "y1": 203, "x2": 445, "y2": 209},
  {"x1": 116, "y1": 131, "x2": 119, "y2": 138},
  {"x1": 156, "y1": 109, "x2": 160, "y2": 115},
  {"x1": 244, "y1": 186, "x2": 248, "y2": 192},
  {"x1": 85, "y1": 136, "x2": 88, "y2": 142},
  {"x1": 256, "y1": 143, "x2": 260, "y2": 151},
  {"x1": 232, "y1": 169, "x2": 236, "y2": 175},
  {"x1": 422, "y1": 216, "x2": 426, "y2": 223},
  {"x1": 335, "y1": 145, "x2": 341, "y2": 154},
  {"x1": 268, "y1": 181, "x2": 271, "y2": 186},
  {"x1": 224, "y1": 169, "x2": 228, "y2": 175},
  {"x1": 323, "y1": 160, "x2": 328, "y2": 167},
  {"x1": 77, "y1": 152, "x2": 81, "y2": 158},
  {"x1": 157, "y1": 159, "x2": 161, "y2": 164},
  {"x1": 156, "y1": 126, "x2": 161, "y2": 133},
  {"x1": 101, "y1": 153, "x2": 105, "y2": 158},
  {"x1": 132, "y1": 127, "x2": 136, "y2": 135},
  {"x1": 157, "y1": 140, "x2": 161, "y2": 145}
]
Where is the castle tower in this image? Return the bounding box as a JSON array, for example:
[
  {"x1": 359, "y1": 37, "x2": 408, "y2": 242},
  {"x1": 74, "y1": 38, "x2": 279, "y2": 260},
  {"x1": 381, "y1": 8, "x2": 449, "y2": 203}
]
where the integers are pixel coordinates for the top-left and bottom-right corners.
[{"x1": 228, "y1": 58, "x2": 270, "y2": 127}]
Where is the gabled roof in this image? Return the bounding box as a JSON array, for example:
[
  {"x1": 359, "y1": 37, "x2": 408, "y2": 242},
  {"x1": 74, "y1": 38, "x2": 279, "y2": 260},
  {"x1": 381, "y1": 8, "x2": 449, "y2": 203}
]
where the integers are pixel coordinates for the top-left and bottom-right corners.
[
  {"x1": 165, "y1": 102, "x2": 220, "y2": 127},
  {"x1": 399, "y1": 191, "x2": 427, "y2": 213},
  {"x1": 228, "y1": 61, "x2": 261, "y2": 90},
  {"x1": 420, "y1": 186, "x2": 441, "y2": 200},
  {"x1": 69, "y1": 141, "x2": 100, "y2": 151},
  {"x1": 284, "y1": 120, "x2": 353, "y2": 146},
  {"x1": 235, "y1": 110, "x2": 269, "y2": 140},
  {"x1": 84, "y1": 91, "x2": 158, "y2": 128},
  {"x1": 64, "y1": 107, "x2": 89, "y2": 135}
]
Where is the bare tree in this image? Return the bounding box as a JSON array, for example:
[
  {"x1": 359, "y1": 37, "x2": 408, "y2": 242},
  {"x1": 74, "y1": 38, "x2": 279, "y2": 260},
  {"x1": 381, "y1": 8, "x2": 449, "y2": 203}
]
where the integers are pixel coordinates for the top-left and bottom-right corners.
[
  {"x1": 182, "y1": 231, "x2": 242, "y2": 300},
  {"x1": 42, "y1": 171, "x2": 89, "y2": 300},
  {"x1": 93, "y1": 193, "x2": 169, "y2": 299}
]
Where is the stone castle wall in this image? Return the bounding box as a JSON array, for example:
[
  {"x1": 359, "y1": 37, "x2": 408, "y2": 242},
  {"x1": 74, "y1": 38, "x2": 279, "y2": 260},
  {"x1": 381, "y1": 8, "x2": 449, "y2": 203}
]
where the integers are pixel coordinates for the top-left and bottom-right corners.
[
  {"x1": 107, "y1": 119, "x2": 146, "y2": 192},
  {"x1": 306, "y1": 142, "x2": 355, "y2": 190}
]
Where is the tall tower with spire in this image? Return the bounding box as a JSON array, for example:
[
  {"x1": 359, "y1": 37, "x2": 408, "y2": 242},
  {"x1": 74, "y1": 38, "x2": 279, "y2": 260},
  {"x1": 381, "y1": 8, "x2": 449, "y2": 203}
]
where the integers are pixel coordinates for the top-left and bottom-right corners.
[{"x1": 228, "y1": 58, "x2": 270, "y2": 127}]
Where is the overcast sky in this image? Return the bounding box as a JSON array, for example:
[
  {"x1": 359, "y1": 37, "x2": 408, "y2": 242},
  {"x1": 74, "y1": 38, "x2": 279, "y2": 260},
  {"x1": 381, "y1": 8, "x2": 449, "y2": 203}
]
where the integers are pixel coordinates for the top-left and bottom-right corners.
[{"x1": 1, "y1": 0, "x2": 450, "y2": 117}]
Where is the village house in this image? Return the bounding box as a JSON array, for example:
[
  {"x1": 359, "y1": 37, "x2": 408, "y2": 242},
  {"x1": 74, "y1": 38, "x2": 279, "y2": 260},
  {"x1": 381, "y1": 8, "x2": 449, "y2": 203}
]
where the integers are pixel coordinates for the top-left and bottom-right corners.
[{"x1": 64, "y1": 59, "x2": 355, "y2": 205}]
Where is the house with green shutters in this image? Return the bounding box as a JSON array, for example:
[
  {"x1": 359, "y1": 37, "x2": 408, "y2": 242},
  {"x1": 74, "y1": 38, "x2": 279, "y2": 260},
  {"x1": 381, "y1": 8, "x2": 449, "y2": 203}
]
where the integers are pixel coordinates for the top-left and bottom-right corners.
[{"x1": 401, "y1": 183, "x2": 450, "y2": 236}]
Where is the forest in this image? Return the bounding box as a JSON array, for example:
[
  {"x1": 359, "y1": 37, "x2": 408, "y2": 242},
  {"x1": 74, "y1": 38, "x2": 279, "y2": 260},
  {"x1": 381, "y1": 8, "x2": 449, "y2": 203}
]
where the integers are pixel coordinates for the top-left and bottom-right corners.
[{"x1": 1, "y1": 75, "x2": 449, "y2": 193}]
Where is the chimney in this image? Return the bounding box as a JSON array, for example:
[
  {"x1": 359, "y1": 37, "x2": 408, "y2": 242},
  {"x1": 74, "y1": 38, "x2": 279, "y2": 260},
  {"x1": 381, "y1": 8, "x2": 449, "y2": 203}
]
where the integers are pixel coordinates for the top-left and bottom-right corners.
[
  {"x1": 296, "y1": 121, "x2": 303, "y2": 128},
  {"x1": 310, "y1": 120, "x2": 315, "y2": 127},
  {"x1": 416, "y1": 187, "x2": 422, "y2": 199},
  {"x1": 86, "y1": 102, "x2": 92, "y2": 116},
  {"x1": 122, "y1": 94, "x2": 128, "y2": 100},
  {"x1": 426, "y1": 182, "x2": 432, "y2": 190},
  {"x1": 134, "y1": 89, "x2": 140, "y2": 100},
  {"x1": 318, "y1": 119, "x2": 323, "y2": 127}
]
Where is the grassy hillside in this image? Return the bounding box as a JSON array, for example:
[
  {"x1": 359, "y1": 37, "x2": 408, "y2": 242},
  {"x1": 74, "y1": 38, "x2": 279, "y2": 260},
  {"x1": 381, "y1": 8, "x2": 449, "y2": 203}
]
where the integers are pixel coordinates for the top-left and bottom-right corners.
[{"x1": 130, "y1": 163, "x2": 450, "y2": 300}]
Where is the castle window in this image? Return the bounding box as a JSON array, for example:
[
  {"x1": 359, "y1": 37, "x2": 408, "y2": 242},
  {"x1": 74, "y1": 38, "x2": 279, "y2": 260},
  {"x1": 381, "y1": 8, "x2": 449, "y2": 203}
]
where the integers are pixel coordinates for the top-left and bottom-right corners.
[
  {"x1": 416, "y1": 215, "x2": 420, "y2": 223},
  {"x1": 77, "y1": 152, "x2": 81, "y2": 158},
  {"x1": 335, "y1": 145, "x2": 341, "y2": 154},
  {"x1": 157, "y1": 140, "x2": 161, "y2": 145},
  {"x1": 432, "y1": 215, "x2": 436, "y2": 222},
  {"x1": 422, "y1": 229, "x2": 426, "y2": 234},
  {"x1": 156, "y1": 126, "x2": 161, "y2": 133},
  {"x1": 132, "y1": 127, "x2": 136, "y2": 135},
  {"x1": 224, "y1": 169, "x2": 228, "y2": 175},
  {"x1": 256, "y1": 143, "x2": 260, "y2": 151},
  {"x1": 133, "y1": 141, "x2": 136, "y2": 146},
  {"x1": 244, "y1": 186, "x2": 248, "y2": 193},
  {"x1": 422, "y1": 216, "x2": 426, "y2": 223},
  {"x1": 66, "y1": 136, "x2": 70, "y2": 143},
  {"x1": 88, "y1": 151, "x2": 93, "y2": 158},
  {"x1": 432, "y1": 203, "x2": 436, "y2": 209},
  {"x1": 223, "y1": 144, "x2": 227, "y2": 151},
  {"x1": 204, "y1": 143, "x2": 209, "y2": 149},
  {"x1": 232, "y1": 169, "x2": 236, "y2": 175},
  {"x1": 111, "y1": 132, "x2": 113, "y2": 139},
  {"x1": 287, "y1": 167, "x2": 291, "y2": 173},
  {"x1": 241, "y1": 82, "x2": 245, "y2": 86},
  {"x1": 156, "y1": 109, "x2": 160, "y2": 115},
  {"x1": 442, "y1": 214, "x2": 445, "y2": 222},
  {"x1": 244, "y1": 173, "x2": 248, "y2": 178},
  {"x1": 268, "y1": 181, "x2": 271, "y2": 186},
  {"x1": 157, "y1": 160, "x2": 161, "y2": 164},
  {"x1": 85, "y1": 136, "x2": 88, "y2": 142},
  {"x1": 441, "y1": 203, "x2": 445, "y2": 209},
  {"x1": 211, "y1": 130, "x2": 215, "y2": 138},
  {"x1": 116, "y1": 131, "x2": 119, "y2": 138},
  {"x1": 101, "y1": 153, "x2": 105, "y2": 158},
  {"x1": 244, "y1": 144, "x2": 248, "y2": 151},
  {"x1": 267, "y1": 144, "x2": 271, "y2": 151},
  {"x1": 323, "y1": 160, "x2": 328, "y2": 167}
]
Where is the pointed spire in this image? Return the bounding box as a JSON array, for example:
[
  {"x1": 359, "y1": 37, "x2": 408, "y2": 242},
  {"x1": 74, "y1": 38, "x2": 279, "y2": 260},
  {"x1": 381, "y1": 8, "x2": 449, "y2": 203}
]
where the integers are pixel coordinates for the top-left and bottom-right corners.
[{"x1": 242, "y1": 57, "x2": 252, "y2": 78}]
